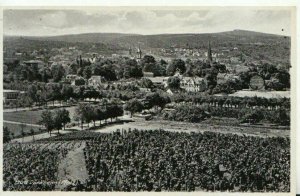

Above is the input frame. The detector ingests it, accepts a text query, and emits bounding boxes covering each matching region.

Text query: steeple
[207,41,212,63]
[137,45,142,59]
[129,46,132,56]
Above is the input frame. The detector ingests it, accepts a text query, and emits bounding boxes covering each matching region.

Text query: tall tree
[167,76,181,89]
[30,128,35,141]
[83,66,92,79]
[40,110,54,135]
[75,103,93,129]
[124,99,143,117]
[166,59,186,76]
[59,109,71,130]
[53,110,65,134]
[51,64,65,82]
[61,85,74,103]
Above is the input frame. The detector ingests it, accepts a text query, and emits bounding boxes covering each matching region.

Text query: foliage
[51,64,65,82]
[145,91,171,109]
[167,76,181,89]
[83,66,92,79]
[163,105,210,123]
[124,99,143,117]
[3,127,11,143]
[139,78,154,89]
[239,108,265,124]
[39,110,54,134]
[166,59,186,76]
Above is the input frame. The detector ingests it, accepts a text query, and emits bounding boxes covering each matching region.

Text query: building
[23,60,45,69]
[207,41,213,64]
[88,53,98,64]
[88,75,106,87]
[137,46,142,59]
[143,72,154,77]
[145,77,169,87]
[173,71,207,92]
[230,57,241,64]
[3,90,25,104]
[129,47,132,56]
[65,74,85,86]
[139,87,151,92]
[180,77,207,92]
[217,73,240,84]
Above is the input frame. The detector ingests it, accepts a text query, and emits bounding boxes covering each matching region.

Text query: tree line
[74,103,123,130]
[162,104,290,126]
[39,108,71,135]
[171,93,290,110]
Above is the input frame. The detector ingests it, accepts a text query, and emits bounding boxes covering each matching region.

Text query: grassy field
[3,106,77,124]
[3,122,42,138]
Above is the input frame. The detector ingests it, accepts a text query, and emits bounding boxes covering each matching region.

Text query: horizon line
[3,29,290,38]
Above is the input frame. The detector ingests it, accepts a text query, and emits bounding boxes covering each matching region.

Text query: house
[139,87,151,92]
[174,71,207,92]
[23,60,45,69]
[217,73,240,84]
[145,77,169,87]
[3,90,25,104]
[66,74,78,81]
[65,74,85,86]
[143,72,154,77]
[166,89,174,95]
[15,52,23,56]
[230,57,241,64]
[180,77,207,92]
[88,75,106,87]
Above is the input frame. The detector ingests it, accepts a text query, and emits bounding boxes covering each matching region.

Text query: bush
[162,105,210,123]
[268,108,290,126]
[239,108,265,124]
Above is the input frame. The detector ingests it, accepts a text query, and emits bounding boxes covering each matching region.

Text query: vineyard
[3,141,84,191]
[3,129,290,192]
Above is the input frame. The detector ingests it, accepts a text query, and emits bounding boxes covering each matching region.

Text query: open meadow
[3,122,41,138]
[3,106,77,124]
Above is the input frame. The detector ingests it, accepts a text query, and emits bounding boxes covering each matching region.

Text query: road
[4,120,43,127]
[3,103,64,113]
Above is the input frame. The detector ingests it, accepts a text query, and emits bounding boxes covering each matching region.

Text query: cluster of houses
[64,75,105,87]
[4,42,248,107]
[143,71,208,93]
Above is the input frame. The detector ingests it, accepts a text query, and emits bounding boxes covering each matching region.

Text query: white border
[0,0,299,195]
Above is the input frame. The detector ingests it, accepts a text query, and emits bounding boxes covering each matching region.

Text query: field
[3,106,77,124]
[3,129,290,191]
[229,90,290,98]
[3,122,42,138]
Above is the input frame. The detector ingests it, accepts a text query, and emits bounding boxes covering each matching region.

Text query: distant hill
[5,30,289,49]
[4,30,290,65]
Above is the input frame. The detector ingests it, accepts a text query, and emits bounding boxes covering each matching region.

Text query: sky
[3,8,292,36]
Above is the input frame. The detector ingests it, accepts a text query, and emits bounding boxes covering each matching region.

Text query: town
[3,11,291,192]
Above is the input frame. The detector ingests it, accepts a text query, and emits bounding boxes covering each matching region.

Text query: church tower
[137,45,142,59]
[129,46,132,56]
[207,41,213,64]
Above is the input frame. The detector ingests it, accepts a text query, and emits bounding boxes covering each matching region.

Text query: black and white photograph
[1,7,295,193]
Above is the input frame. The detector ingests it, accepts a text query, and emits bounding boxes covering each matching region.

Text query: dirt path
[55,142,88,190]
